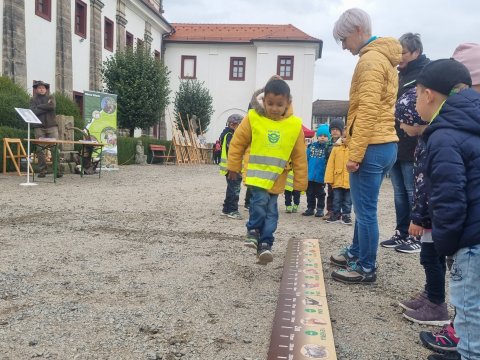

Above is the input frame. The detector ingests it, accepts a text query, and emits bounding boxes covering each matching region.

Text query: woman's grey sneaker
[257,243,273,264]
[330,247,358,268]
[380,230,407,248]
[395,237,421,253]
[403,300,450,326]
[331,262,376,284]
[398,290,428,311]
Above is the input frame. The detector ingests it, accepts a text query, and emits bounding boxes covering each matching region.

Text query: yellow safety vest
[246,109,302,189]
[285,169,294,192]
[219,130,233,175]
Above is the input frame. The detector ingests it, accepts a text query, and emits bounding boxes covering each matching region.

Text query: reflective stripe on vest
[285,169,294,192]
[219,131,232,175]
[246,109,302,189]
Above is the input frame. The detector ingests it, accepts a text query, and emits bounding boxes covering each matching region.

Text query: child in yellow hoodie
[324,128,352,225]
[227,79,308,264]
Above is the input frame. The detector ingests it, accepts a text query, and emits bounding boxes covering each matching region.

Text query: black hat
[329,118,345,133]
[416,59,472,96]
[32,80,50,89]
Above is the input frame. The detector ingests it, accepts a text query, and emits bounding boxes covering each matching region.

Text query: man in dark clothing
[29,80,62,178]
[219,114,243,219]
[381,33,429,252]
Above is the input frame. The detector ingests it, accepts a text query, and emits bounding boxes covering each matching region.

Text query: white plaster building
[1,0,172,122]
[163,24,323,142]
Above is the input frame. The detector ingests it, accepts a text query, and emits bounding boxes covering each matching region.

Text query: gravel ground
[0,165,447,359]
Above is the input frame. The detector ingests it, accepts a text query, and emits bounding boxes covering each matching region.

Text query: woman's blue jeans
[246,186,279,246]
[348,143,397,271]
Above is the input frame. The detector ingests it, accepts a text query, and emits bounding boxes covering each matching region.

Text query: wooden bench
[149,144,175,164]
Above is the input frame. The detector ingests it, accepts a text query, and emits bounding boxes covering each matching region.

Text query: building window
[75,0,87,38]
[277,56,294,80]
[35,0,51,21]
[229,57,246,81]
[154,50,161,61]
[104,17,114,52]
[73,92,84,118]
[181,56,196,79]
[126,32,134,48]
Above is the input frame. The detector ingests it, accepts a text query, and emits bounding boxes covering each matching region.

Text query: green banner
[84,91,118,168]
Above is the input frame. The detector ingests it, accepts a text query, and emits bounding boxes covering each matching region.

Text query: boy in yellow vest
[227,79,308,264]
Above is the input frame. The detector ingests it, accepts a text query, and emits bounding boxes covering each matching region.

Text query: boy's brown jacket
[227,89,308,194]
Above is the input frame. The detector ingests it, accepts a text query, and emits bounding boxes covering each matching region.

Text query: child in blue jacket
[302,124,330,217]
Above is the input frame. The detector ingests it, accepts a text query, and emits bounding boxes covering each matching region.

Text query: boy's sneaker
[302,208,315,216]
[326,213,341,223]
[380,230,407,248]
[395,237,421,253]
[331,262,376,284]
[330,247,358,268]
[427,352,461,360]
[341,214,352,225]
[227,211,243,220]
[322,211,332,220]
[403,300,450,326]
[314,209,324,218]
[292,204,299,213]
[398,290,428,311]
[244,229,259,249]
[420,323,459,353]
[257,243,273,264]
[220,210,229,216]
[286,205,293,213]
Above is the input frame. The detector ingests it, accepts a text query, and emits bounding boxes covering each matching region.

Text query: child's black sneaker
[326,213,341,223]
[341,214,352,225]
[395,237,421,253]
[302,208,315,216]
[314,209,324,217]
[257,243,273,264]
[427,351,461,360]
[380,230,407,248]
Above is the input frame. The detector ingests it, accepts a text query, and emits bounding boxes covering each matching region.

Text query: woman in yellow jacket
[324,135,352,225]
[329,8,401,284]
[227,79,307,264]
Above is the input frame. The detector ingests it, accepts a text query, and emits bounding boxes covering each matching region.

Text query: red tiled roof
[165,23,321,44]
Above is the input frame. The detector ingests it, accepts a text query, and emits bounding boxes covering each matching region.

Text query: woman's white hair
[333,8,372,42]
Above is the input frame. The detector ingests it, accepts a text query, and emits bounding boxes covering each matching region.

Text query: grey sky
[163,0,479,101]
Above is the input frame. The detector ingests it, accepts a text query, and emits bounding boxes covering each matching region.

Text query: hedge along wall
[117,136,172,165]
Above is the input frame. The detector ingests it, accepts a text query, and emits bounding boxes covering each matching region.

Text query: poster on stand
[83,91,118,169]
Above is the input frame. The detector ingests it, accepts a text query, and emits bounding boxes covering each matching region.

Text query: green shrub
[117,136,172,165]
[0,77,30,129]
[0,126,29,172]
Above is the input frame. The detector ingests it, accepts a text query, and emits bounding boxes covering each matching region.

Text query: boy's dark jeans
[421,241,446,304]
[306,181,325,211]
[244,186,252,207]
[332,188,351,214]
[223,174,242,213]
[284,189,300,206]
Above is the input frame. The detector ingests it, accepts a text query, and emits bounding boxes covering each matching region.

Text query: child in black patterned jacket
[395,87,450,327]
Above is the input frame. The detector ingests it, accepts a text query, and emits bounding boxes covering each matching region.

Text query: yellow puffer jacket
[324,140,350,189]
[346,37,402,163]
[227,104,308,195]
